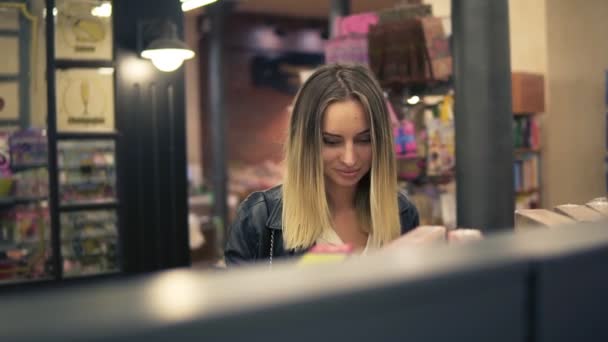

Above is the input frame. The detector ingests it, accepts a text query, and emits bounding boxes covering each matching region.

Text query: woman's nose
[340,142,357,166]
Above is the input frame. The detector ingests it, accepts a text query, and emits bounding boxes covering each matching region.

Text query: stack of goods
[58,140,116,204]
[0,205,50,280]
[514,154,540,208]
[325,12,378,66]
[0,129,51,283]
[392,94,455,182]
[60,210,118,277]
[369,3,452,85]
[515,197,608,230]
[513,116,541,150]
[9,129,49,199]
[513,114,541,209]
[325,2,452,86]
[390,94,456,228]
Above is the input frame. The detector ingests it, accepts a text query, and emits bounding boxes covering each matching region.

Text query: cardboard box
[515,209,575,230]
[586,198,608,217]
[554,204,606,223]
[512,72,545,113]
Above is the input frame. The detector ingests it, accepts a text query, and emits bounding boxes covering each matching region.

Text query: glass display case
[0,0,120,285]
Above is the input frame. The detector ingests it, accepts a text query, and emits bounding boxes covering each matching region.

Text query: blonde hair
[282,64,400,250]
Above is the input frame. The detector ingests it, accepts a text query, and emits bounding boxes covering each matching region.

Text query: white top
[316,228,372,255]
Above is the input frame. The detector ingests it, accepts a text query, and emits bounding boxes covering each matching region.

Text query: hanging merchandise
[324,35,370,66]
[388,97,417,159]
[394,120,417,158]
[325,12,378,66]
[425,95,455,177]
[378,3,432,24]
[369,20,430,85]
[420,16,452,81]
[334,12,379,36]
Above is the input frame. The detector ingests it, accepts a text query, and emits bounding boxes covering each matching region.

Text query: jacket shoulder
[224,190,272,265]
[397,190,420,234]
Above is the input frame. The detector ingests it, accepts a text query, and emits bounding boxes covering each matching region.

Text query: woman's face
[321,99,373,188]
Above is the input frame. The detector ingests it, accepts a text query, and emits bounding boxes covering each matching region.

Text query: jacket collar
[265,189,411,230]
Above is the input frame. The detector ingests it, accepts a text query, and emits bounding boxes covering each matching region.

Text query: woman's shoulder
[397,189,415,213]
[397,189,420,233]
[238,185,282,212]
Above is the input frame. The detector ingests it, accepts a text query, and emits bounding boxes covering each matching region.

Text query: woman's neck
[325,181,357,211]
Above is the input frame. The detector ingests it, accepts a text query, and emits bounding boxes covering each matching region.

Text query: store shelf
[60,179,114,186]
[54,59,115,69]
[513,112,543,117]
[396,154,419,160]
[514,148,541,154]
[57,132,119,140]
[62,233,117,241]
[59,164,115,171]
[0,239,46,251]
[63,268,120,279]
[0,75,19,82]
[0,196,48,207]
[516,188,540,196]
[59,200,119,212]
[11,162,48,172]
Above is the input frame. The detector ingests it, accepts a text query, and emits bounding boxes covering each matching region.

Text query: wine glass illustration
[80,80,90,115]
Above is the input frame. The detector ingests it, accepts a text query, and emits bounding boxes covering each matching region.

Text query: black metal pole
[452,0,515,232]
[208,2,228,245]
[329,0,350,38]
[45,0,63,279]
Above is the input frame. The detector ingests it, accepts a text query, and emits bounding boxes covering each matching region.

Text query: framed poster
[0,37,19,75]
[0,7,19,30]
[0,82,20,120]
[55,0,113,60]
[56,68,114,132]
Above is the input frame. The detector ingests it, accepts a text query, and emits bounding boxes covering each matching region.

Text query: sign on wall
[55,0,113,60]
[56,68,114,132]
[0,82,20,120]
[0,37,19,75]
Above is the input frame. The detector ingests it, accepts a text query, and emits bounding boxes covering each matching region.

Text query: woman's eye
[323,138,340,145]
[357,136,371,143]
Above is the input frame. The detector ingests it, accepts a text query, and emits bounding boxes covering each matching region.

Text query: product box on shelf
[58,140,116,204]
[512,72,545,114]
[60,210,118,277]
[9,129,47,167]
[554,204,605,223]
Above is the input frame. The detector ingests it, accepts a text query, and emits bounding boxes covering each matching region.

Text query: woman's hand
[384,226,483,250]
[447,229,483,244]
[384,226,447,250]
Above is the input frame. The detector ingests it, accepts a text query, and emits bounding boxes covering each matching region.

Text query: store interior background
[186,0,606,206]
[184,0,607,264]
[0,0,605,281]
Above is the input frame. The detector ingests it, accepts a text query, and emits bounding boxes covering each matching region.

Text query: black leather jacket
[224,186,420,265]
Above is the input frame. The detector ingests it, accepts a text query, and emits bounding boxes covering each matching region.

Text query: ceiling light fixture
[140,21,195,72]
[91,2,111,17]
[181,0,218,12]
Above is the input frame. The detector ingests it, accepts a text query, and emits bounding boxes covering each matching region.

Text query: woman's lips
[336,169,359,178]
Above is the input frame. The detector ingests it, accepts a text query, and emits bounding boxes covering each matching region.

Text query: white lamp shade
[181,0,218,12]
[141,48,195,72]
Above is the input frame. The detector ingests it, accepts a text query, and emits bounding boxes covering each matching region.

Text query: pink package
[335,12,379,36]
[394,121,417,157]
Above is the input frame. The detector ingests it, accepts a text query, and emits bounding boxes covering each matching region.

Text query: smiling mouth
[337,169,359,175]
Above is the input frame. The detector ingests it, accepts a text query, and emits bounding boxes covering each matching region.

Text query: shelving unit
[512,72,544,209]
[0,0,122,286]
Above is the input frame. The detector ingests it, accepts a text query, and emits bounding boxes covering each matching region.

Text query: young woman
[225,64,420,265]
